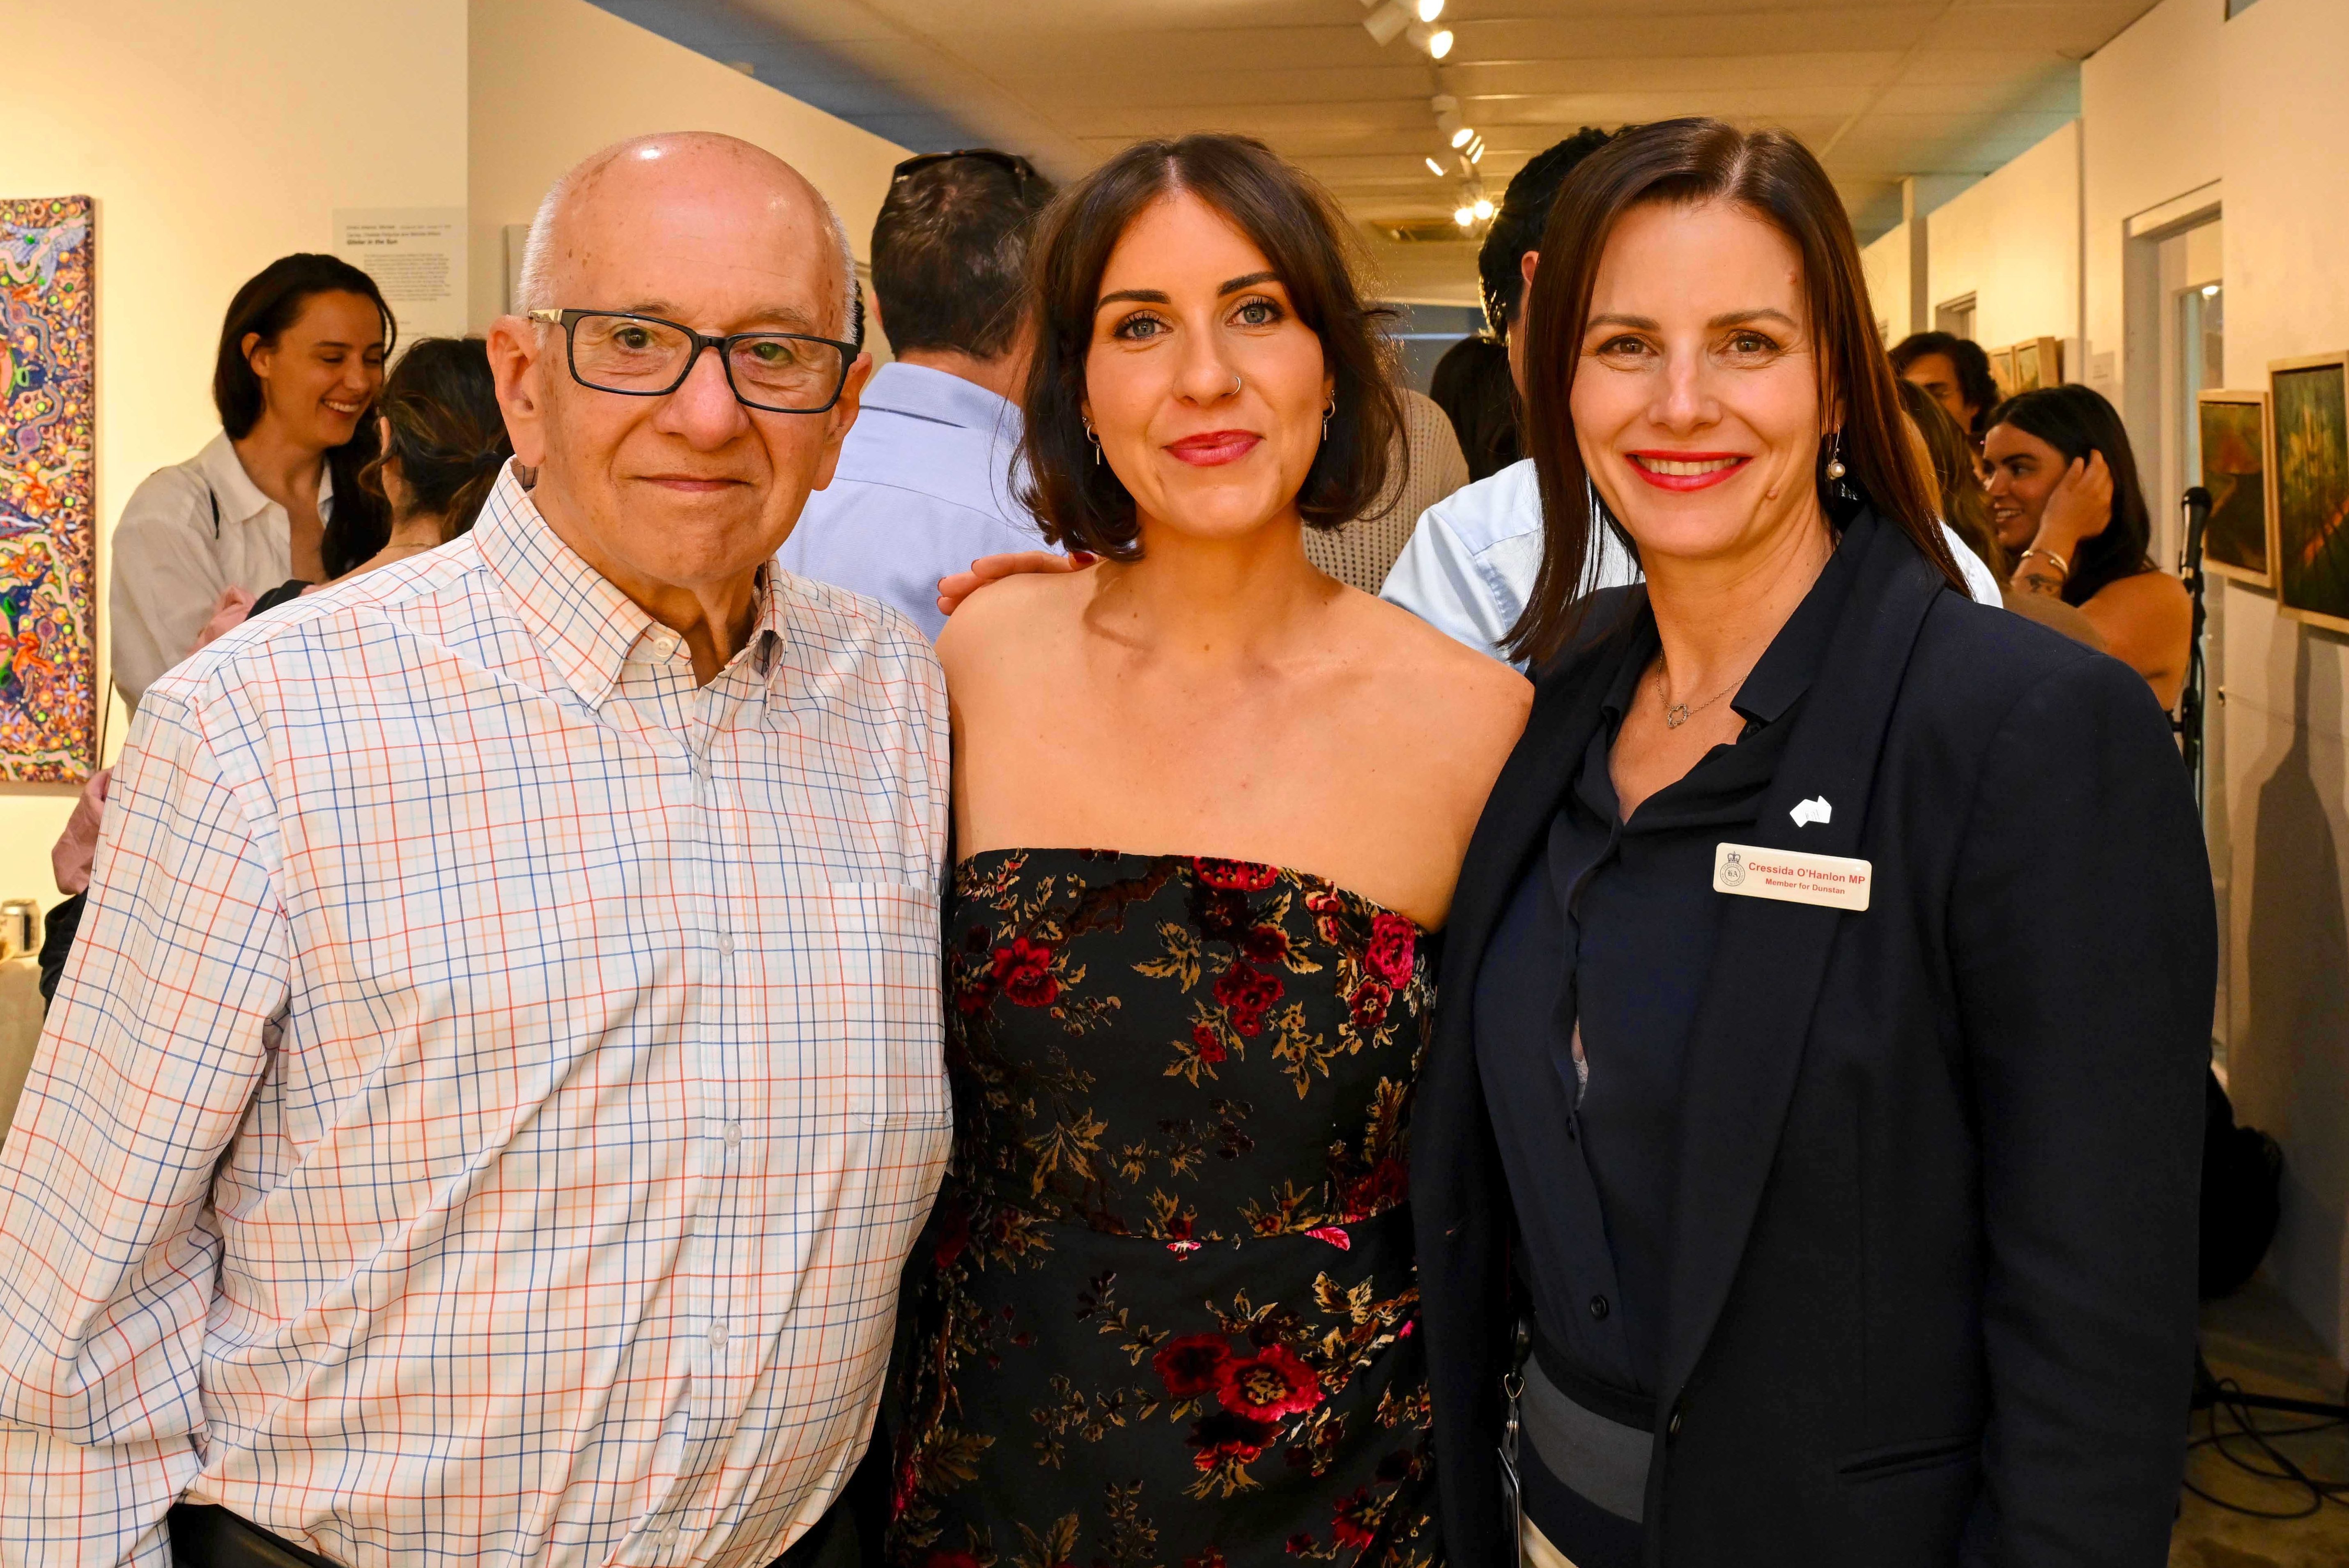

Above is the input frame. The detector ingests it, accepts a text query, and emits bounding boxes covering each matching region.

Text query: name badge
[1713,842,1872,912]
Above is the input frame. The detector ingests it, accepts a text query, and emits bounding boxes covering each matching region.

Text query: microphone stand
[2179,485,2211,811]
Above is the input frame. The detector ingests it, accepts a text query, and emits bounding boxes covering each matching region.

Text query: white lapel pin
[1790,796,1832,828]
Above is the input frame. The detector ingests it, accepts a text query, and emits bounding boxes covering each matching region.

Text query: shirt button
[717,932,735,960]
[650,635,676,659]
[723,1120,742,1150]
[1588,1294,1610,1322]
[707,1319,728,1347]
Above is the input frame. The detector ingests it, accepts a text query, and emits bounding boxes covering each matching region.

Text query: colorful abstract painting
[0,195,96,782]
[2197,391,2271,587]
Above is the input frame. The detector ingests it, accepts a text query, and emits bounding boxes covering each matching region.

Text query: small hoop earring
[1322,398,1335,440]
[1824,430,1847,482]
[1084,417,1101,466]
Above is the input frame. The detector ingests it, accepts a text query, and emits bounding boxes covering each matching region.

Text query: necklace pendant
[1664,703,1691,729]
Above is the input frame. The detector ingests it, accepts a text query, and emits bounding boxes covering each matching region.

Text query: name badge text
[1713,842,1872,912]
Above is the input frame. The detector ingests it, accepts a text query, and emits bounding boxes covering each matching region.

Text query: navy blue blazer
[1414,513,2214,1566]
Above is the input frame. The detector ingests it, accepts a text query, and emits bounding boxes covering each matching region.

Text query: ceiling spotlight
[1473,196,1496,221]
[1431,94,1462,137]
[1361,0,1411,46]
[1425,156,1448,177]
[1450,124,1476,149]
[2201,283,2220,298]
[1417,0,1444,20]
[1466,135,1486,163]
[1454,205,1476,228]
[1409,21,1455,57]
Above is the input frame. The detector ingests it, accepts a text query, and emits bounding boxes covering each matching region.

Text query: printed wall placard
[0,195,97,782]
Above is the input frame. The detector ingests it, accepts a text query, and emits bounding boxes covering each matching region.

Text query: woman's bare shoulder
[1334,586,1532,759]
[935,564,1097,681]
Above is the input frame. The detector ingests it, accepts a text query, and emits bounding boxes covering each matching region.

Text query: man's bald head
[487,129,876,667]
[516,132,859,345]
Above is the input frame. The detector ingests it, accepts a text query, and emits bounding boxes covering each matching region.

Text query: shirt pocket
[769,878,949,1132]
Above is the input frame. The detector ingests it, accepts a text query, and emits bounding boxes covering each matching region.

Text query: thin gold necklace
[1655,654,1759,729]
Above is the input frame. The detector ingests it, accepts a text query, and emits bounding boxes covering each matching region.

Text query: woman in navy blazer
[1413,120,2213,1566]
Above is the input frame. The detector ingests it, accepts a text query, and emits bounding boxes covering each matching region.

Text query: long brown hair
[1017,133,1400,559]
[358,337,512,537]
[1897,377,2002,577]
[1510,117,1965,666]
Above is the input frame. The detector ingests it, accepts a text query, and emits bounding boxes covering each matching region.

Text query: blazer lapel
[1443,589,1646,977]
[1655,520,1949,1412]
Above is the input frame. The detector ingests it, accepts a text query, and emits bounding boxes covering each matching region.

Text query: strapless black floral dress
[887,849,1441,1568]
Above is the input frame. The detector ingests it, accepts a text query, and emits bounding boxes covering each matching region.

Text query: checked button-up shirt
[0,466,951,1568]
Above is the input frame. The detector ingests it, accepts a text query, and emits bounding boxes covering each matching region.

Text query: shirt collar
[1729,510,1869,728]
[859,361,1021,439]
[1592,509,1869,733]
[197,430,334,523]
[471,461,782,710]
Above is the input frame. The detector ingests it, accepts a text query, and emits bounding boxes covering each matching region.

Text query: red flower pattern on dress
[1329,1486,1381,1548]
[1349,980,1391,1033]
[1341,1158,1409,1219]
[1193,857,1279,891]
[1216,1342,1324,1420]
[1191,1021,1228,1064]
[1154,1332,1233,1397]
[990,936,1060,1008]
[1188,1409,1283,1469]
[1363,913,1418,989]
[1240,923,1291,965]
[923,1553,986,1568]
[1214,963,1284,1037]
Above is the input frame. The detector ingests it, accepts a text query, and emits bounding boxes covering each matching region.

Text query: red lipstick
[1165,430,1262,467]
[1626,450,1750,492]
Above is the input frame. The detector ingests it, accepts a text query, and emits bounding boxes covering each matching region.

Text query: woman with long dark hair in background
[108,253,391,708]
[1984,382,2192,708]
[1414,117,2211,1567]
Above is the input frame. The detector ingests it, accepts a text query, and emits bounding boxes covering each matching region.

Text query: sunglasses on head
[892,148,1043,190]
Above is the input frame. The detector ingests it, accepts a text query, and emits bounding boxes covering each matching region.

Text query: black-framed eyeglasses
[891,148,1043,193]
[526,308,858,414]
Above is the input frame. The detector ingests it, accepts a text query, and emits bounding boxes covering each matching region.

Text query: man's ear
[810,352,876,493]
[487,314,549,467]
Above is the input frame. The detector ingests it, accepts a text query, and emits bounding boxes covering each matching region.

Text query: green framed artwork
[2269,353,2349,633]
[2197,388,2272,588]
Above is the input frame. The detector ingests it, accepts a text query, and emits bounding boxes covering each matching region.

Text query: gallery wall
[0,0,470,913]
[467,0,911,332]
[1924,120,2081,363]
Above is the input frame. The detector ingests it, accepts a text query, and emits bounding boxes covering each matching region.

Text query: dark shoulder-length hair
[1019,133,1401,558]
[1511,117,1965,666]
[1985,383,2155,606]
[213,253,394,577]
[358,337,512,537]
[1898,377,2002,577]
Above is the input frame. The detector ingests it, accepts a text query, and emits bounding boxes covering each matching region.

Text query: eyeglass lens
[568,313,845,410]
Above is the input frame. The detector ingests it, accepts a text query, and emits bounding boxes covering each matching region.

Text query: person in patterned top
[886,133,1529,1567]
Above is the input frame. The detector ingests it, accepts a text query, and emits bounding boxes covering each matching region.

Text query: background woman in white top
[109,253,391,708]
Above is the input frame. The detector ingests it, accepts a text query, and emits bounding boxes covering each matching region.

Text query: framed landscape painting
[2010,335,2063,393]
[0,195,97,782]
[2268,352,2349,634]
[1989,346,2017,400]
[2197,388,2273,587]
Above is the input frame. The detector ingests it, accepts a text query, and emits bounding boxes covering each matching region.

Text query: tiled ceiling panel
[597,0,2161,303]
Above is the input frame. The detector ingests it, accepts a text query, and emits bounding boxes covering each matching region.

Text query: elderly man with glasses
[0,133,944,1568]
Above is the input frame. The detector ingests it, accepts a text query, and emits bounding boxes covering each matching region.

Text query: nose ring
[1230,372,1243,396]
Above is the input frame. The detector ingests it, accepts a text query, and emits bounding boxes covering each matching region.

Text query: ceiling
[599,0,2162,306]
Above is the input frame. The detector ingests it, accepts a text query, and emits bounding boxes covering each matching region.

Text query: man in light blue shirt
[782,149,1055,639]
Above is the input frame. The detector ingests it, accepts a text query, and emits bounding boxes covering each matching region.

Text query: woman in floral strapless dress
[890,850,1438,1567]
[889,134,1528,1568]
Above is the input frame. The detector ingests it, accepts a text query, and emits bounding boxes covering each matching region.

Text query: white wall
[2190,0,2349,1364]
[1924,120,2080,359]
[1860,223,1913,346]
[467,0,910,329]
[0,0,469,917]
